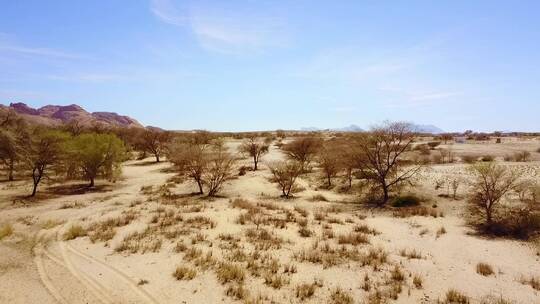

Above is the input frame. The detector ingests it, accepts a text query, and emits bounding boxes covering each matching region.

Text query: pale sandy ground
[0,138,539,304]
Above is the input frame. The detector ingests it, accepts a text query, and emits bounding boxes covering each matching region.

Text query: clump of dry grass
[173,266,196,280]
[63,224,86,240]
[337,232,369,245]
[476,263,494,276]
[353,224,379,235]
[263,273,289,289]
[436,226,447,238]
[298,227,313,238]
[0,223,13,240]
[114,228,162,254]
[183,247,203,261]
[329,287,353,304]
[174,241,187,253]
[230,198,255,210]
[294,206,309,217]
[413,274,423,288]
[216,262,245,284]
[399,248,423,259]
[441,289,470,304]
[519,276,540,290]
[283,263,297,274]
[184,215,216,229]
[295,282,318,300]
[41,219,65,229]
[245,228,283,250]
[393,206,442,218]
[225,283,249,300]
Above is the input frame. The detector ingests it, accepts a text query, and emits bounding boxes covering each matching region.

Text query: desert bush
[481,154,494,162]
[337,232,369,245]
[414,144,431,155]
[0,129,19,181]
[427,141,441,149]
[204,147,237,196]
[282,137,322,171]
[476,263,494,276]
[173,266,196,280]
[0,223,13,240]
[63,224,87,240]
[268,160,303,198]
[298,227,313,238]
[238,136,269,171]
[467,163,522,227]
[513,151,531,162]
[390,194,421,207]
[461,154,477,164]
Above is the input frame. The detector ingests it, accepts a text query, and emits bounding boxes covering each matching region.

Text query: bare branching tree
[141,129,171,162]
[204,146,237,196]
[268,160,303,198]
[316,141,342,187]
[468,163,522,226]
[238,136,269,170]
[0,130,19,181]
[354,121,421,205]
[282,137,322,171]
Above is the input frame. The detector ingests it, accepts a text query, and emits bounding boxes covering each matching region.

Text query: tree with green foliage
[0,130,19,181]
[65,133,126,187]
[20,129,68,197]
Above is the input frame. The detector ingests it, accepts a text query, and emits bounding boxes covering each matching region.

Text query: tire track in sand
[33,245,70,304]
[64,242,159,304]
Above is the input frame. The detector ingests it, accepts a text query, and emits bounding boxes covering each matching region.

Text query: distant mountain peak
[3,102,143,128]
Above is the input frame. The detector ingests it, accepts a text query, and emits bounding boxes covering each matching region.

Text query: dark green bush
[391,195,422,207]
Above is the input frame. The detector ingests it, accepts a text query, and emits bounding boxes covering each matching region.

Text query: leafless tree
[204,146,237,196]
[468,163,522,226]
[238,136,269,170]
[316,141,342,187]
[268,160,303,198]
[167,140,208,194]
[141,129,171,162]
[354,121,421,205]
[282,136,322,171]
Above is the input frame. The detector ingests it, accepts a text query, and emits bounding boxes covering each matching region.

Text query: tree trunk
[8,159,14,181]
[89,177,95,187]
[253,156,258,170]
[155,154,160,163]
[31,181,38,197]
[196,179,204,194]
[380,184,389,206]
[327,175,332,187]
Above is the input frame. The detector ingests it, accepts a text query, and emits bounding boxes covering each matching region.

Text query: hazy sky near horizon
[0,1,539,132]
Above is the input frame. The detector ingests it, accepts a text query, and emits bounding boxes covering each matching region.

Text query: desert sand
[1,138,539,304]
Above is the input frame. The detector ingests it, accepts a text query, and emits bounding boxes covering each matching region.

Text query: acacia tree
[141,129,171,162]
[238,136,269,170]
[20,129,68,197]
[167,139,235,196]
[0,130,19,181]
[316,142,342,187]
[468,163,522,226]
[282,137,322,171]
[204,146,237,196]
[354,122,421,205]
[66,133,126,187]
[268,160,303,198]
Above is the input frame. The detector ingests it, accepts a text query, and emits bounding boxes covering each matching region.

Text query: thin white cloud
[0,45,84,60]
[150,0,288,54]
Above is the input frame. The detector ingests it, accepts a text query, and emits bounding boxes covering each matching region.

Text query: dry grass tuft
[216,262,245,284]
[476,263,494,276]
[353,224,379,235]
[337,232,369,245]
[519,276,540,290]
[173,266,196,280]
[263,273,288,289]
[399,248,423,259]
[329,287,353,304]
[436,226,447,238]
[41,219,65,229]
[0,223,13,240]
[295,282,317,300]
[413,274,423,288]
[63,224,86,240]
[298,227,313,238]
[226,283,249,300]
[441,289,470,304]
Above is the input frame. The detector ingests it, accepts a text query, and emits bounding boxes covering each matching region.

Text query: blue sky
[0,1,539,132]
